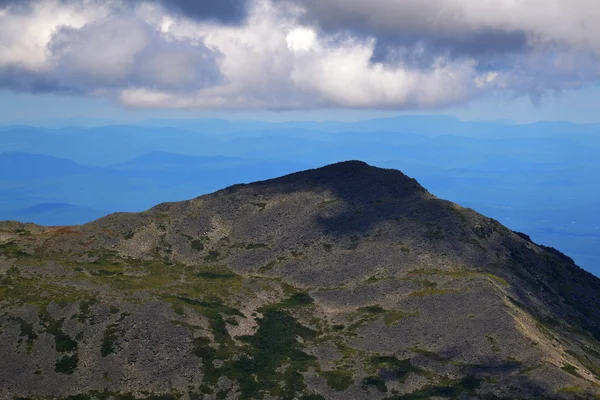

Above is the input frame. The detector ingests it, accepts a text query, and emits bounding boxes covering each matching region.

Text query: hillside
[1,161,600,399]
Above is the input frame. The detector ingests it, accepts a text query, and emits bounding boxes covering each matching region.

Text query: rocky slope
[1,161,600,400]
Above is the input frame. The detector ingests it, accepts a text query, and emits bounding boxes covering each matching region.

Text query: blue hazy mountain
[0,117,598,274]
[2,203,108,226]
[0,150,314,225]
[0,152,103,179]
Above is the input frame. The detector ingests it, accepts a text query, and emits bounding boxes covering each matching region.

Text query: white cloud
[0,0,599,109]
[286,27,316,52]
[0,0,113,70]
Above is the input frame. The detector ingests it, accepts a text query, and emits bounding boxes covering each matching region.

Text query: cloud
[49,15,221,92]
[149,0,249,24]
[0,0,599,110]
[291,0,600,51]
[0,0,250,23]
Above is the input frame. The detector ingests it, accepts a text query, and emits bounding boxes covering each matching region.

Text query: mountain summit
[1,161,599,399]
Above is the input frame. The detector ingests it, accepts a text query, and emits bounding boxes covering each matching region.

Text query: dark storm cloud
[0,66,79,93]
[370,29,529,66]
[0,0,250,23]
[289,0,530,62]
[150,0,249,24]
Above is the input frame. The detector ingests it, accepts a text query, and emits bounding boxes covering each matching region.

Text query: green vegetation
[425,227,444,241]
[11,316,37,354]
[279,292,314,308]
[204,250,220,262]
[345,305,417,334]
[0,240,32,258]
[408,268,508,286]
[362,375,387,392]
[24,391,183,400]
[77,298,99,322]
[40,313,80,374]
[55,354,78,374]
[252,202,267,211]
[188,291,322,399]
[245,243,270,250]
[561,363,583,378]
[486,335,500,353]
[101,323,122,357]
[558,386,583,393]
[195,266,236,280]
[472,224,491,240]
[409,280,459,297]
[384,311,418,327]
[368,356,423,383]
[386,375,483,399]
[190,240,205,251]
[320,370,353,391]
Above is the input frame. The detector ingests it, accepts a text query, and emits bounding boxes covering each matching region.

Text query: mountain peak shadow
[222,160,432,235]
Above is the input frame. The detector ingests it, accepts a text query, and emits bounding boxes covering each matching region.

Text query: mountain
[1,161,600,399]
[5,203,108,226]
[0,152,101,180]
[0,151,314,225]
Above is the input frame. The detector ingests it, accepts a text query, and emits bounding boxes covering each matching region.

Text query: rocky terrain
[1,161,600,399]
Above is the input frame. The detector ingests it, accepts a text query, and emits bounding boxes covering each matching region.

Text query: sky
[1,0,600,123]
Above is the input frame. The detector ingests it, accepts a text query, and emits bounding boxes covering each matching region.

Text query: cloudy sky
[1,0,600,122]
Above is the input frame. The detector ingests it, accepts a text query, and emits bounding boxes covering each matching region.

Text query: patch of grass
[362,376,387,392]
[387,375,482,399]
[409,280,460,297]
[368,356,424,383]
[561,363,583,378]
[299,395,326,400]
[409,289,458,297]
[195,267,236,280]
[101,324,122,357]
[190,240,205,251]
[204,251,220,262]
[318,199,340,208]
[77,298,99,322]
[0,266,92,310]
[503,357,522,365]
[12,317,37,353]
[189,293,320,399]
[231,308,318,398]
[409,348,450,363]
[279,292,314,308]
[252,202,267,211]
[409,268,508,286]
[40,314,78,354]
[245,243,270,250]
[486,336,500,353]
[322,243,333,252]
[365,275,397,284]
[425,227,444,241]
[346,305,417,334]
[566,349,600,378]
[0,240,31,258]
[383,311,417,327]
[558,386,583,393]
[320,370,353,391]
[473,224,490,240]
[55,353,78,374]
